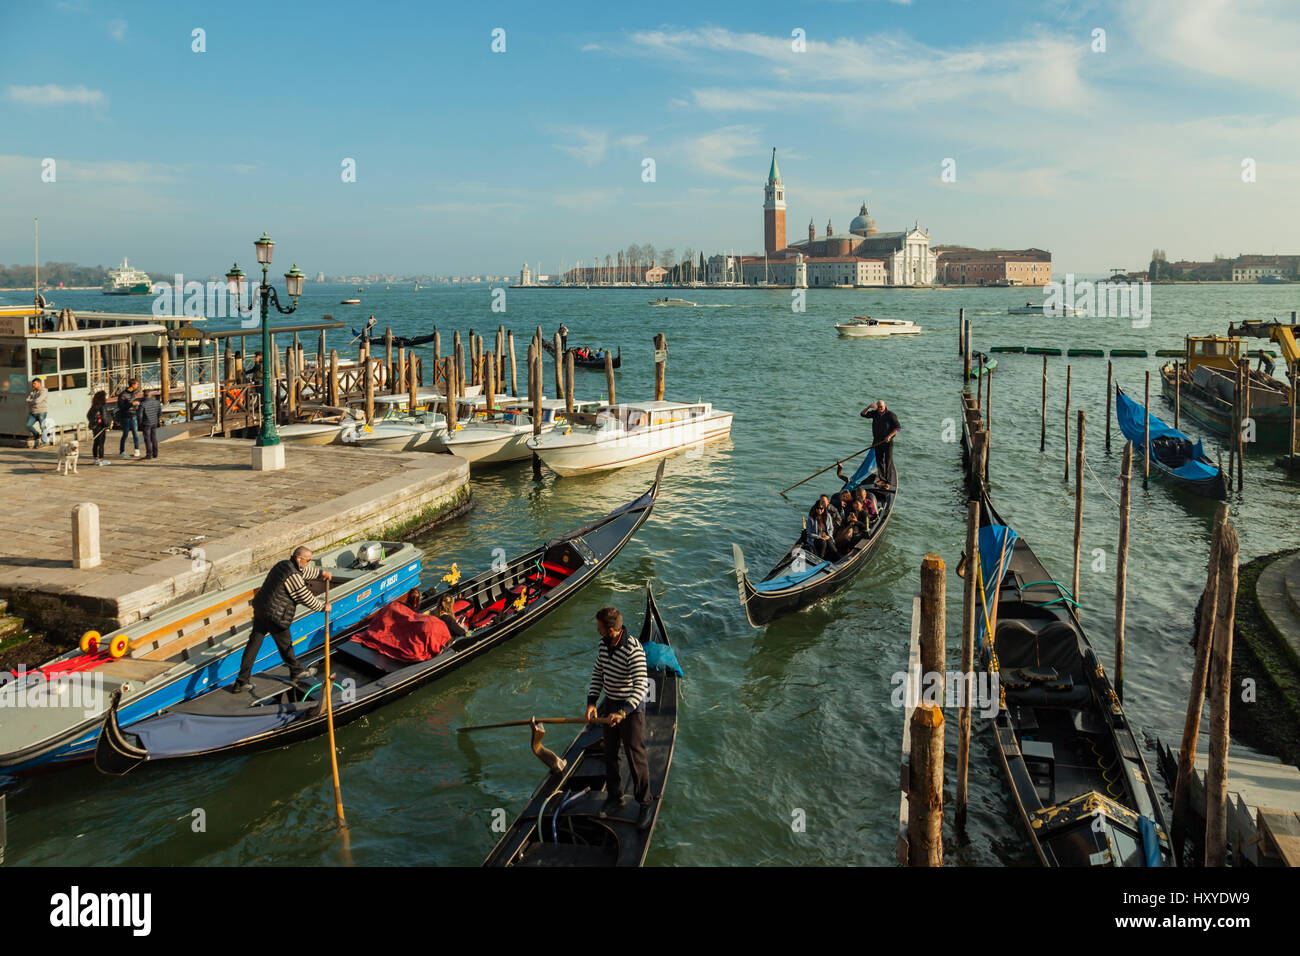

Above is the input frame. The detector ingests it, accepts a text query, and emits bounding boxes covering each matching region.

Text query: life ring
[109,634,130,659]
[80,630,101,654]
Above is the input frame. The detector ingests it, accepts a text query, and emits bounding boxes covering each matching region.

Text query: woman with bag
[87,391,111,466]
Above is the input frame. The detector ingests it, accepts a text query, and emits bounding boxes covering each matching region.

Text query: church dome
[849,202,877,236]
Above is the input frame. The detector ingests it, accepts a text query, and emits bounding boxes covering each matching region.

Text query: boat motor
[353,542,384,569]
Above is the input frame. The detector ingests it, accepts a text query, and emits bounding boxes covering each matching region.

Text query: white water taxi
[648,297,698,307]
[1008,301,1085,317]
[526,400,733,476]
[443,397,601,465]
[834,317,921,338]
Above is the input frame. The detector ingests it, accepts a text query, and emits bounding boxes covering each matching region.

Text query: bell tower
[763,148,786,256]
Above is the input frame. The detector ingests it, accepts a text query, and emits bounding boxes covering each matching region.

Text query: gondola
[482,584,678,866]
[351,328,439,349]
[1115,385,1227,499]
[542,339,621,369]
[732,448,895,627]
[94,463,664,774]
[973,490,1175,866]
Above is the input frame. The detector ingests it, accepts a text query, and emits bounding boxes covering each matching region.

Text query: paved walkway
[1256,551,1300,671]
[0,436,469,634]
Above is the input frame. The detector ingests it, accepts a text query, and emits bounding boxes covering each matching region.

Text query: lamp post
[228,233,305,471]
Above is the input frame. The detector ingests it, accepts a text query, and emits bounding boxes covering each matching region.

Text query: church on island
[741,149,939,288]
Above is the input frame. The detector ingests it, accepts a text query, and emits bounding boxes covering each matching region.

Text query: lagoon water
[2,280,1297,865]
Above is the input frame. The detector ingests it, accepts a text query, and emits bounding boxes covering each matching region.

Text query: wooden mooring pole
[963,315,972,381]
[1174,362,1182,431]
[508,330,518,397]
[956,498,980,829]
[605,349,616,405]
[1172,503,1227,858]
[553,332,564,398]
[1105,359,1113,452]
[1290,359,1297,470]
[531,345,544,480]
[1237,356,1249,492]
[564,350,575,415]
[1206,519,1240,867]
[1115,441,1132,702]
[1071,409,1085,614]
[957,307,965,356]
[908,553,946,867]
[1064,364,1072,481]
[1040,354,1047,452]
[1143,370,1151,479]
[654,333,667,401]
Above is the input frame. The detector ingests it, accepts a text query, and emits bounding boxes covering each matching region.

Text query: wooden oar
[459,716,612,732]
[320,581,350,853]
[779,440,886,498]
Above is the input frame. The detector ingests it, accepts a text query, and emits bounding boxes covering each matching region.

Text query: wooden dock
[0,439,470,638]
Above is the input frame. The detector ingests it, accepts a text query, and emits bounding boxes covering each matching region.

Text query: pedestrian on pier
[231,545,333,693]
[585,605,655,830]
[860,399,900,488]
[25,377,48,444]
[117,379,142,458]
[137,390,162,460]
[86,391,111,465]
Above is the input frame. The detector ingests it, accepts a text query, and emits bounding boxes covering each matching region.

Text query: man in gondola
[860,399,900,488]
[230,545,332,693]
[584,606,655,830]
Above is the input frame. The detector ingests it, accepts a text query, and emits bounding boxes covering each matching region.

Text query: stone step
[1256,554,1300,672]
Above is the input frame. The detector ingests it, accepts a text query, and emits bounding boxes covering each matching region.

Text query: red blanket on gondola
[350,602,451,663]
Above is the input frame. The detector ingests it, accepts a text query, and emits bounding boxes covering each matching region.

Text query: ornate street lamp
[229,233,305,469]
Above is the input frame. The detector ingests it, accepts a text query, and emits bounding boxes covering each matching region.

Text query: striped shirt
[587,629,649,713]
[285,563,326,613]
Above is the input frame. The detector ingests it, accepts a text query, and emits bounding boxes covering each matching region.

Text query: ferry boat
[834,317,921,338]
[102,257,153,295]
[443,397,601,465]
[0,540,423,773]
[527,399,733,476]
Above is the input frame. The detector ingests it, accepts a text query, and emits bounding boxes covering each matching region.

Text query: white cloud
[553,128,647,166]
[108,18,127,42]
[6,84,107,107]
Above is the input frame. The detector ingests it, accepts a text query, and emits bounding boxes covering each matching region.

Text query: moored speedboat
[527,400,733,476]
[1008,301,1084,317]
[0,541,422,774]
[443,397,601,465]
[834,317,921,338]
[648,298,698,307]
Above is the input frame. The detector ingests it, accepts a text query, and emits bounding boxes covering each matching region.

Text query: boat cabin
[1182,335,1242,376]
[588,400,712,431]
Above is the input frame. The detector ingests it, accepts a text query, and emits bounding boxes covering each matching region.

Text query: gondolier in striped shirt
[585,605,655,830]
[230,546,332,693]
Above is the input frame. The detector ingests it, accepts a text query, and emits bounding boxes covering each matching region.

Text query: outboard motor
[353,542,384,569]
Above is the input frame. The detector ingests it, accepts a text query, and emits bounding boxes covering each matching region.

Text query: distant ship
[1258,274,1288,284]
[102,257,153,295]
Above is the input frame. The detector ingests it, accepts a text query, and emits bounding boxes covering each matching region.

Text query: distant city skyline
[3,0,1300,278]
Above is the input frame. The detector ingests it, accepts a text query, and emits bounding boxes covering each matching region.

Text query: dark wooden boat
[1116,385,1227,499]
[732,448,895,626]
[482,584,677,866]
[352,328,439,349]
[974,491,1175,866]
[94,463,664,774]
[542,339,621,369]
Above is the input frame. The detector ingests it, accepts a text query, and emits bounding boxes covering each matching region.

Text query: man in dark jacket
[861,399,900,488]
[117,380,141,458]
[231,546,333,692]
[137,390,163,460]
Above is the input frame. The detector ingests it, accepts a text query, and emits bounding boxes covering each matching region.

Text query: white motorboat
[1008,301,1084,317]
[648,297,698,307]
[834,317,921,338]
[527,399,734,476]
[442,397,600,465]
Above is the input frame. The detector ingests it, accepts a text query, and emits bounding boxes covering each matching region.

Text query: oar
[459,716,612,732]
[320,581,350,855]
[779,439,886,498]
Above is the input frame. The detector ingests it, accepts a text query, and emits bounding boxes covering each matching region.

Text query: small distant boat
[1008,301,1084,317]
[1258,275,1288,284]
[340,298,361,305]
[648,298,697,307]
[352,327,438,348]
[528,400,733,476]
[1116,386,1227,498]
[542,339,621,369]
[102,257,152,295]
[483,584,677,867]
[834,317,921,338]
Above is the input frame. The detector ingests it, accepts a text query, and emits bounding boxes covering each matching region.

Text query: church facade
[741,150,939,287]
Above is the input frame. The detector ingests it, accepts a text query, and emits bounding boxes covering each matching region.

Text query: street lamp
[229,232,305,470]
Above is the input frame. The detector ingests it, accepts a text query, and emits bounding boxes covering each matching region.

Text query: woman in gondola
[803,500,840,561]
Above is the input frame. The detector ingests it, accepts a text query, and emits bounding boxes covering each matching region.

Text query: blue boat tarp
[1115,389,1220,483]
[132,710,300,757]
[841,449,877,491]
[977,524,1018,648]
[754,558,831,592]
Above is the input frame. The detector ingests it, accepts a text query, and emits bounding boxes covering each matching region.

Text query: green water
[3,282,1297,866]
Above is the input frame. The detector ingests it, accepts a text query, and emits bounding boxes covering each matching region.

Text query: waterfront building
[934,246,1053,286]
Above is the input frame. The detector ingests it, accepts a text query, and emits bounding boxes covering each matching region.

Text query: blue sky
[3,0,1299,276]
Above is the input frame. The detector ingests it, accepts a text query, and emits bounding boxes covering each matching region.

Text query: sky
[2,0,1300,277]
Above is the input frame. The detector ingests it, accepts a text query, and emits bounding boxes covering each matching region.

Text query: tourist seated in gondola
[853,486,878,520]
[351,588,456,664]
[834,499,870,551]
[437,593,470,638]
[803,500,841,562]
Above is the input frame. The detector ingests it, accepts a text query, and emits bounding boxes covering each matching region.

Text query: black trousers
[876,441,894,483]
[599,699,650,803]
[92,431,106,460]
[237,615,299,682]
[142,425,158,458]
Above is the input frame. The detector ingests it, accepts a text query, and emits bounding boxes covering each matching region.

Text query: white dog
[56,438,80,475]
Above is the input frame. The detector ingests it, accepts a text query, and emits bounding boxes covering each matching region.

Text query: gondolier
[231,546,332,693]
[861,400,900,487]
[585,605,655,829]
